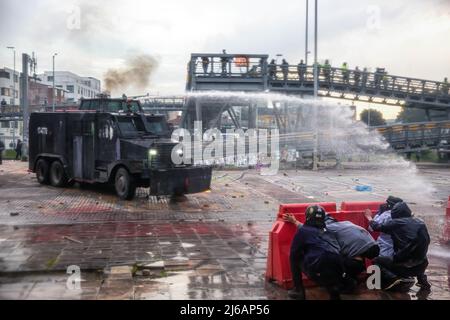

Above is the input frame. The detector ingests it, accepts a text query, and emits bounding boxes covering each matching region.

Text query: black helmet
[391,202,412,219]
[386,196,403,209]
[305,205,326,229]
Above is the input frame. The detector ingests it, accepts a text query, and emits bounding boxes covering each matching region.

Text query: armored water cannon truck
[28,108,212,200]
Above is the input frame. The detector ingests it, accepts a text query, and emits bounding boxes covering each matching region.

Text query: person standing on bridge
[382,72,389,90]
[297,60,306,83]
[220,50,230,76]
[281,59,289,82]
[361,67,368,88]
[269,59,277,80]
[201,56,210,75]
[323,59,331,83]
[354,66,361,87]
[442,77,449,95]
[342,62,350,85]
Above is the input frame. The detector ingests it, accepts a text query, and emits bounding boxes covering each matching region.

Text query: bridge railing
[189,53,269,80]
[188,54,449,99]
[268,65,449,98]
[374,120,450,149]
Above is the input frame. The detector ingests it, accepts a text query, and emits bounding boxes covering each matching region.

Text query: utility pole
[6,46,16,106]
[7,46,16,149]
[312,0,319,171]
[21,53,30,157]
[52,53,57,112]
[305,0,309,66]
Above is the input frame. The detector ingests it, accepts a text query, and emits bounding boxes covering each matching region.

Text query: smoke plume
[104,54,158,94]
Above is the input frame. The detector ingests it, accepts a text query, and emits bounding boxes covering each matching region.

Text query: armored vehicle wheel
[36,159,50,185]
[50,160,68,187]
[114,167,136,200]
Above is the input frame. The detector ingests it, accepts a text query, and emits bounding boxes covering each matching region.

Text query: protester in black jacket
[0,140,4,165]
[284,205,346,300]
[15,139,22,160]
[365,202,431,291]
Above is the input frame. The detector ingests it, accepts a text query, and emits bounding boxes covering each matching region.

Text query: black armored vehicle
[28,105,212,200]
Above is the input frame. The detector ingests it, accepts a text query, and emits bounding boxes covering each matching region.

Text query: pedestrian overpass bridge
[186,53,450,121]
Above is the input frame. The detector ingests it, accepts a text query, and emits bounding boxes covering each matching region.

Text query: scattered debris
[355,185,372,192]
[143,261,165,269]
[142,269,151,276]
[63,236,83,244]
[46,257,59,269]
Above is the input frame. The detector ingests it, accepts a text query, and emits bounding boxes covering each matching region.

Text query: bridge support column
[195,99,202,123]
[248,104,257,129]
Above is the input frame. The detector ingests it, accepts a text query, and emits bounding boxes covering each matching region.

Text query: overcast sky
[0,0,449,116]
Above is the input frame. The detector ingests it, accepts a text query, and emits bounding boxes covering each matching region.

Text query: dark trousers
[290,246,345,299]
[0,151,2,164]
[15,150,22,160]
[374,256,428,285]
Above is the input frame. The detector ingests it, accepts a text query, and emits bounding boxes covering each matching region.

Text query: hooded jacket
[325,216,377,258]
[369,202,430,263]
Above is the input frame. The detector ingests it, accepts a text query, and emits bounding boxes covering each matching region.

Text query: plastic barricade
[266,200,383,289]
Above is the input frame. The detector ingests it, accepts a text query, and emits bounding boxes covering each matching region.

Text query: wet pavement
[0,160,450,300]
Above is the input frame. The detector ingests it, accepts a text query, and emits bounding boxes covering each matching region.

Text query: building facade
[37,71,101,103]
[0,67,20,106]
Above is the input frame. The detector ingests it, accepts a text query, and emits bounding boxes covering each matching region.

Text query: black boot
[416,274,431,291]
[288,287,306,300]
[326,286,341,300]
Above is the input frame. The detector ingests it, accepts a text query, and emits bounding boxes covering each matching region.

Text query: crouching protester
[283,205,346,300]
[370,195,403,258]
[365,202,431,291]
[325,215,380,292]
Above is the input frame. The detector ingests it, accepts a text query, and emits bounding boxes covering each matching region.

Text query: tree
[360,109,386,126]
[396,107,427,123]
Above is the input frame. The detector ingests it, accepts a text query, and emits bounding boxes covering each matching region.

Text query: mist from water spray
[185,90,437,205]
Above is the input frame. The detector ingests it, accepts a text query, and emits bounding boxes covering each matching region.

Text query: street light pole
[305,0,309,66]
[312,0,319,170]
[52,53,57,112]
[7,46,16,149]
[313,0,318,99]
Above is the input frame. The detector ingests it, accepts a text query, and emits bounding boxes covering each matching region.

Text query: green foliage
[3,149,17,159]
[360,109,386,126]
[396,107,427,123]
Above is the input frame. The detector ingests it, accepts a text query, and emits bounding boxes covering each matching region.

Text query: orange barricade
[443,196,450,243]
[339,201,384,236]
[267,202,337,289]
[447,196,450,217]
[266,200,384,289]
